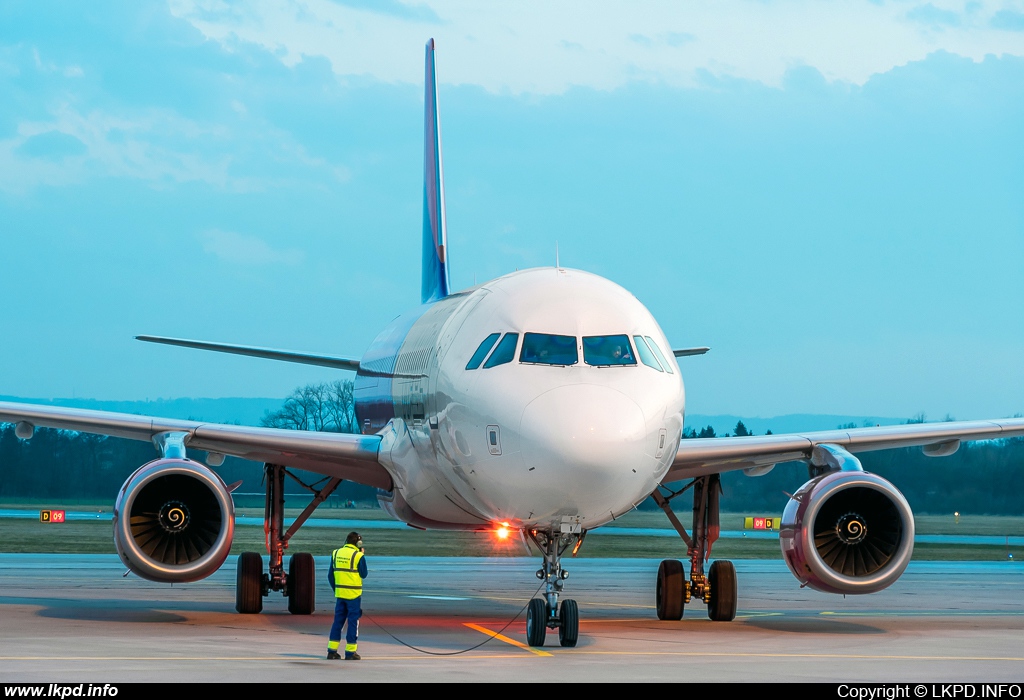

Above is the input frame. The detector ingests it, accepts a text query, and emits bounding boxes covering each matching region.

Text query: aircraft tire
[236,552,264,614]
[526,598,547,647]
[558,599,579,647]
[287,552,316,615]
[707,559,737,622]
[656,559,685,620]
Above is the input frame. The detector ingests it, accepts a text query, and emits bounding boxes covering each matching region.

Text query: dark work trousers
[328,596,362,657]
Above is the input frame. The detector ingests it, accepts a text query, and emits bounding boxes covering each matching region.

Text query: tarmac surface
[0,554,1022,682]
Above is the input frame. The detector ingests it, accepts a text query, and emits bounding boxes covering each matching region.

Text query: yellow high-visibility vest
[332,544,364,600]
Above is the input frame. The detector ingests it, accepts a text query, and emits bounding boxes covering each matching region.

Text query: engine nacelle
[114,458,235,583]
[780,470,914,594]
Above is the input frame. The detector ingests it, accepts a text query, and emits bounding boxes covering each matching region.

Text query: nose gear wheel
[526,598,547,647]
[558,599,579,647]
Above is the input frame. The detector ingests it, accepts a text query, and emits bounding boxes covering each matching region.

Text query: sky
[0,0,1022,420]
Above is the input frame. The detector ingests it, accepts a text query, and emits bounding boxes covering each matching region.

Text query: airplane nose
[519,384,647,501]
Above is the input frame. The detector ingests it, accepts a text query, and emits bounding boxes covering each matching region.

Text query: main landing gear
[652,474,738,622]
[524,529,584,647]
[235,463,342,615]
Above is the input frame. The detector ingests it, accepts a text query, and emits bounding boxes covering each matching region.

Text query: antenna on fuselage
[555,242,560,269]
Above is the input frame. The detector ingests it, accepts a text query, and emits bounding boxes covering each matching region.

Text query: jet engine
[113,458,235,583]
[779,470,914,594]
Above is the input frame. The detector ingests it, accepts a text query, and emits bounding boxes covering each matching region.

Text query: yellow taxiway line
[463,623,553,657]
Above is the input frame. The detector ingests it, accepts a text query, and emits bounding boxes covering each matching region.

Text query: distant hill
[0,396,285,427]
[1,397,908,436]
[686,413,905,436]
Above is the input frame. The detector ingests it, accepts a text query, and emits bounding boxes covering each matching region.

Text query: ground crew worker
[327,531,368,660]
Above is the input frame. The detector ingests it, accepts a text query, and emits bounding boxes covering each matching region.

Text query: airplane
[2,38,1023,649]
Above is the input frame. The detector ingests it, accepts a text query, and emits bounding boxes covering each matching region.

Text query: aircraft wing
[667,417,1024,481]
[135,335,362,372]
[0,401,390,490]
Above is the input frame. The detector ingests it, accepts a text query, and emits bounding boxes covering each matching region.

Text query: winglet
[673,347,711,357]
[422,38,451,304]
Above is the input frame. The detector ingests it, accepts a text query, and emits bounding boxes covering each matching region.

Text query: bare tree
[325,380,358,433]
[261,380,358,433]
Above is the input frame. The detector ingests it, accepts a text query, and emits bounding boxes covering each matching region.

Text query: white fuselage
[369,267,685,532]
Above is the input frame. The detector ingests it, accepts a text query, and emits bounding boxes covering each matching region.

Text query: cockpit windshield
[520,333,578,366]
[466,332,501,370]
[469,332,661,371]
[633,335,664,372]
[644,336,674,374]
[582,335,636,366]
[482,333,519,368]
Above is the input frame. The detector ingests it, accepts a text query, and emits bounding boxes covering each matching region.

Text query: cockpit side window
[520,333,578,366]
[466,332,501,370]
[483,333,520,368]
[644,336,674,374]
[633,335,664,372]
[582,334,637,366]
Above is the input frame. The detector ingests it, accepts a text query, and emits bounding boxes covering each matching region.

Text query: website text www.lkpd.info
[4,686,117,698]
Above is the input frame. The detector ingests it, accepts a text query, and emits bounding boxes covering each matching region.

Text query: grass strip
[2,519,1020,560]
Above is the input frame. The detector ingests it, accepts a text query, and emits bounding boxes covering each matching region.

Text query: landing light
[494,522,511,540]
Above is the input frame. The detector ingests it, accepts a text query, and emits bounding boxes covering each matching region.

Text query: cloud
[31,47,84,77]
[0,107,235,194]
[0,51,350,194]
[168,0,1024,93]
[197,229,305,266]
[906,3,962,28]
[327,0,442,23]
[991,9,1024,31]
[14,130,87,160]
[630,31,696,48]
[664,31,695,47]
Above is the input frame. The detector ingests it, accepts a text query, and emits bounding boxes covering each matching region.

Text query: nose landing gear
[525,529,583,647]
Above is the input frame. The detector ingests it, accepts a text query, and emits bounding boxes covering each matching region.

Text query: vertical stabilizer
[422,38,450,304]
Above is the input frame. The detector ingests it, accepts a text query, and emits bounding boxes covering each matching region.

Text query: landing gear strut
[235,463,342,615]
[652,474,738,622]
[525,529,584,647]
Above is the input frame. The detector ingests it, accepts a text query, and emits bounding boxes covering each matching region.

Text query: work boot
[327,651,341,660]
[345,652,361,660]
